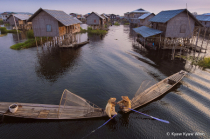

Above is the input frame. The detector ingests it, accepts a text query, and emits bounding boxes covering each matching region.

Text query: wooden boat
[126,70,188,113]
[0,90,106,120]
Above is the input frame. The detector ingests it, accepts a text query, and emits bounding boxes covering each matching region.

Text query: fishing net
[131,80,161,108]
[58,89,95,119]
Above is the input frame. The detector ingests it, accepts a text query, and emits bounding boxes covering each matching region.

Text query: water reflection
[131,45,187,77]
[35,47,81,82]
[12,32,27,43]
[88,34,106,42]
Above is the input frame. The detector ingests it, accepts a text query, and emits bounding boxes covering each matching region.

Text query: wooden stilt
[206,34,210,53]
[41,37,43,47]
[200,28,207,52]
[35,37,38,47]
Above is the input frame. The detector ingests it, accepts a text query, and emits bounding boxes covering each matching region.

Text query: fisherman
[105,98,117,119]
[117,96,131,112]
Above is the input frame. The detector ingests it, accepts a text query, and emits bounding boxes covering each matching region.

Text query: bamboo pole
[41,37,43,47]
[13,15,19,42]
[206,34,210,53]
[200,28,207,52]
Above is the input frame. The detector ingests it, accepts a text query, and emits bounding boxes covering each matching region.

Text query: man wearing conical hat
[105,98,117,119]
[117,96,131,112]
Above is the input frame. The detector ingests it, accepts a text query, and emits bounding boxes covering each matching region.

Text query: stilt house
[149,9,203,38]
[101,14,110,23]
[128,9,149,26]
[138,13,155,27]
[27,8,82,37]
[86,12,105,29]
[196,15,210,28]
[7,14,32,30]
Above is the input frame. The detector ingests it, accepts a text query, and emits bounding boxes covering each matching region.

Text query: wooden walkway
[0,102,106,120]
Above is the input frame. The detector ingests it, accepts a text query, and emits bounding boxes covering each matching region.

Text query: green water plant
[114,22,120,26]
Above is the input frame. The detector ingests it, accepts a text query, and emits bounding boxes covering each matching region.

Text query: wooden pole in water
[41,37,43,47]
[159,35,161,49]
[35,37,38,47]
[206,34,210,53]
[200,28,207,52]
[13,15,20,42]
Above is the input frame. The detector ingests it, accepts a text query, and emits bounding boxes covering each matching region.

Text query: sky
[0,0,209,15]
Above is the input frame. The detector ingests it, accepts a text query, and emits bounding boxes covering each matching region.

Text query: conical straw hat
[121,96,130,102]
[108,97,116,103]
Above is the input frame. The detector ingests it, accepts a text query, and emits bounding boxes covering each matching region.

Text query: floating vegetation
[0,27,20,34]
[114,22,120,26]
[197,57,210,69]
[80,27,107,35]
[176,55,210,69]
[10,37,49,50]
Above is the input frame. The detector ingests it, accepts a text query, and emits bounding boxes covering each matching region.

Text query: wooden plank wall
[86,13,100,25]
[32,11,59,37]
[165,12,195,38]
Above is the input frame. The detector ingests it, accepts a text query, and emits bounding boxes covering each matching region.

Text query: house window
[46,24,52,32]
[180,24,186,33]
[94,19,96,23]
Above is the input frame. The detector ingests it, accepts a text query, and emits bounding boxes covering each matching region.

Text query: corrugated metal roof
[101,14,108,19]
[92,12,105,19]
[130,8,149,13]
[196,15,210,21]
[13,14,31,20]
[73,17,82,24]
[203,13,210,16]
[28,8,81,26]
[138,13,153,19]
[133,26,162,38]
[43,9,81,26]
[149,9,185,23]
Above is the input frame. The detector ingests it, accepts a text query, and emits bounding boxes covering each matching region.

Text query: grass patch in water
[114,22,120,26]
[10,37,49,50]
[197,57,210,69]
[0,27,20,34]
[80,27,107,35]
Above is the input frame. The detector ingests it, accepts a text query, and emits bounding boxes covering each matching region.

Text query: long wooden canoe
[0,90,106,120]
[126,70,188,113]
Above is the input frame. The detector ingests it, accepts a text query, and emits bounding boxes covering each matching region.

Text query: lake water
[0,24,210,139]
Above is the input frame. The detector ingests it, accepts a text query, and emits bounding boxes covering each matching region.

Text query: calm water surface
[0,24,210,139]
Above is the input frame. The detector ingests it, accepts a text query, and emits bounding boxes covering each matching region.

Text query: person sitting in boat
[117,96,131,112]
[105,98,117,119]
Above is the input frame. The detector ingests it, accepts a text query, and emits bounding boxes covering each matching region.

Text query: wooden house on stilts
[86,12,105,29]
[28,8,82,47]
[133,9,207,52]
[7,14,32,30]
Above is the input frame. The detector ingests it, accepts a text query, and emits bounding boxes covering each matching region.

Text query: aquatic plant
[80,27,107,35]
[197,57,210,69]
[88,29,107,35]
[10,37,48,50]
[124,23,129,25]
[27,30,35,39]
[0,19,3,25]
[0,27,20,34]
[0,27,7,34]
[80,27,87,33]
[114,22,120,26]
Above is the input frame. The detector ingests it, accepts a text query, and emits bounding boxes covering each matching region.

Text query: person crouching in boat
[105,98,117,119]
[117,96,131,112]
